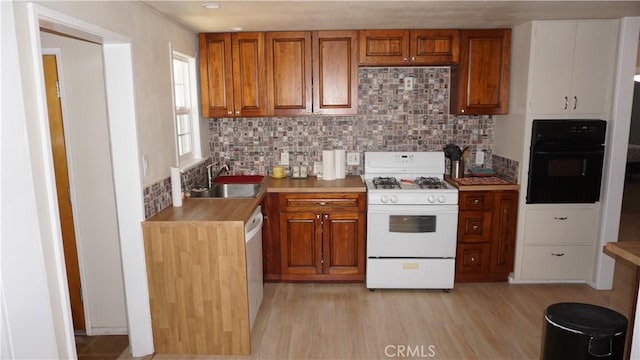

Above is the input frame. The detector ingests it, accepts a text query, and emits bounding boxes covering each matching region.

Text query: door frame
[41,49,90,333]
[25,4,153,357]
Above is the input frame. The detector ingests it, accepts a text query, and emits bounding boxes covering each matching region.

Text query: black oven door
[526,146,605,204]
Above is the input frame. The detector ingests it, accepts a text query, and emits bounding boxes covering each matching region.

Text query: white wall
[1,1,68,358]
[41,32,127,334]
[33,0,199,185]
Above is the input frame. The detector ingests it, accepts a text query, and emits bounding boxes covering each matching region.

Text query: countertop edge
[605,242,640,267]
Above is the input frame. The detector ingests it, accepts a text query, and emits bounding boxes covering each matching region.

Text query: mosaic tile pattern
[143,159,212,219]
[209,67,494,176]
[492,154,520,184]
[144,67,501,218]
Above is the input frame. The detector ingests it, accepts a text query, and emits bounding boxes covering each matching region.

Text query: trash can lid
[546,303,627,338]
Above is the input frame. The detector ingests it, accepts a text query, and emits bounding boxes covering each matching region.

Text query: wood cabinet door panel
[456,242,491,274]
[490,192,518,273]
[458,211,492,242]
[280,212,322,275]
[266,32,312,116]
[199,33,234,117]
[452,29,510,115]
[232,32,267,117]
[262,193,281,280]
[313,31,358,115]
[280,193,364,212]
[323,212,364,275]
[412,30,460,64]
[459,191,494,211]
[358,30,410,65]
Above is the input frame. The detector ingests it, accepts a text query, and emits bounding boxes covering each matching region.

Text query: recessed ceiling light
[201,3,220,9]
[229,27,243,31]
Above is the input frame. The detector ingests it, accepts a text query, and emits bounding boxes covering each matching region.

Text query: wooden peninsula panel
[143,221,250,355]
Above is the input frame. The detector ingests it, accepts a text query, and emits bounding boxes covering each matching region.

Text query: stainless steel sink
[189,183,263,198]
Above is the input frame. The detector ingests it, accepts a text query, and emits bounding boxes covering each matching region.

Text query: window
[172,51,201,165]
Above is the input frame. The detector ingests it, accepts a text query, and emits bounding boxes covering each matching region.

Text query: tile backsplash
[144,66,520,219]
[209,67,497,176]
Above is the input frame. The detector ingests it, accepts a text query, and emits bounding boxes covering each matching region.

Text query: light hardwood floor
[121,178,640,360]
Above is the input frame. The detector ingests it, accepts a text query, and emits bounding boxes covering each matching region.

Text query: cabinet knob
[403,57,409,61]
[473,199,480,204]
[461,109,465,113]
[473,225,479,230]
[317,202,327,206]
[235,110,240,115]
[411,56,416,61]
[227,111,233,115]
[316,214,321,219]
[324,214,329,219]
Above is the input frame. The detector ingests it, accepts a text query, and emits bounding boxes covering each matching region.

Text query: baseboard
[87,326,128,336]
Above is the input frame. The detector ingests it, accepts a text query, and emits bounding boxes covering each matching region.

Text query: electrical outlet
[347,152,360,165]
[475,150,485,165]
[142,155,149,176]
[405,76,414,91]
[280,151,289,165]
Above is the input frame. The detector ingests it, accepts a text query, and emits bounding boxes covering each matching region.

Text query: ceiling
[144,0,640,33]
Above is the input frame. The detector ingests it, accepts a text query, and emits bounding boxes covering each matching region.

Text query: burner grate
[372,177,400,189]
[415,177,447,189]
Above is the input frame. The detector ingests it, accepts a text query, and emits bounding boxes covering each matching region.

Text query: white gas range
[364,152,459,290]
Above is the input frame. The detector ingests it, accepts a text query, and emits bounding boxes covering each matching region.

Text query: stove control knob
[390,195,399,203]
[380,195,389,203]
[427,196,436,203]
[437,196,446,203]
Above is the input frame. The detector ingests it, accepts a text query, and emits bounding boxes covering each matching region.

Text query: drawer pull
[554,217,568,221]
[551,252,565,257]
[472,225,479,230]
[317,202,327,206]
[473,199,480,204]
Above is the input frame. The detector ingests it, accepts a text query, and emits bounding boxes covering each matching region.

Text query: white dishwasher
[245,206,263,330]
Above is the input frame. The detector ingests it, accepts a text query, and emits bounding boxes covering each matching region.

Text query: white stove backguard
[364,151,446,180]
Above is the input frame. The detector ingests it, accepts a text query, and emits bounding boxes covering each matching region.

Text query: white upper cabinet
[529,20,618,115]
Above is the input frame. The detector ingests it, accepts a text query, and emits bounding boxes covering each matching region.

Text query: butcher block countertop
[143,186,266,224]
[605,242,640,267]
[265,175,366,193]
[445,175,520,191]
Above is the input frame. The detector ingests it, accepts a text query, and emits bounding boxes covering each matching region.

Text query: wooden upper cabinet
[451,29,510,115]
[313,31,358,115]
[199,32,268,117]
[359,29,459,65]
[266,32,312,116]
[265,30,357,115]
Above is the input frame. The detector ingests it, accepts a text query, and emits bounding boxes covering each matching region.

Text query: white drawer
[524,208,598,245]
[521,245,594,281]
[366,258,455,289]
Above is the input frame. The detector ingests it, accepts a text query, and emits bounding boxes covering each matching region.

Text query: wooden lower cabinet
[455,190,518,282]
[264,192,365,281]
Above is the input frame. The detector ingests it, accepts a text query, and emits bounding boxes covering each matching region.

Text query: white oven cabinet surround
[494,19,620,284]
[529,21,618,115]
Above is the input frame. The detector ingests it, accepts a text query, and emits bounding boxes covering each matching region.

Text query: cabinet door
[489,191,518,273]
[570,21,618,115]
[313,31,358,115]
[358,30,410,65]
[323,212,365,276]
[280,212,322,275]
[266,32,312,116]
[530,22,576,114]
[411,29,460,65]
[231,32,268,117]
[263,193,281,281]
[456,242,491,275]
[199,33,234,117]
[451,29,510,115]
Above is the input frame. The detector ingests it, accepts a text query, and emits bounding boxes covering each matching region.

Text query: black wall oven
[526,119,606,204]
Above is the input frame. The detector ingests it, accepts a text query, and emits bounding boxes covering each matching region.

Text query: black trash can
[542,303,627,360]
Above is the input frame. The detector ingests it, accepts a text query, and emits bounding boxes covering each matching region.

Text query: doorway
[42,54,85,332]
[40,31,127,336]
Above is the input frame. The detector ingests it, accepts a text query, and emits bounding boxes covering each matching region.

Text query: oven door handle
[532,149,604,156]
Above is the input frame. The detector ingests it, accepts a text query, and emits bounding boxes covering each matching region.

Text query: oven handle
[532,149,604,156]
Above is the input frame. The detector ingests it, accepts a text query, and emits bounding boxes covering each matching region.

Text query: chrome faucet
[207,162,231,188]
